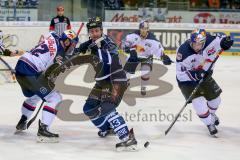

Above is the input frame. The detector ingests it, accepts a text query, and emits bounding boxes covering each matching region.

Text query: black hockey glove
[188,70,213,82]
[161,54,173,65]
[220,36,234,50]
[0,49,12,56]
[128,48,138,62]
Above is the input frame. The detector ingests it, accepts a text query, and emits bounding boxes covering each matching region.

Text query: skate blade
[14,129,26,135]
[36,136,59,143]
[116,144,138,152]
[211,134,218,138]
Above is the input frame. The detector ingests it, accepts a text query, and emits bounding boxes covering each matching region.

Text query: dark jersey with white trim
[78,35,126,82]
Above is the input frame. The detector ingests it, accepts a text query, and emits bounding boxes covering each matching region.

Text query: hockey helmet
[60,30,78,54]
[60,30,78,44]
[190,28,206,43]
[86,17,103,31]
[139,20,149,30]
[190,28,207,52]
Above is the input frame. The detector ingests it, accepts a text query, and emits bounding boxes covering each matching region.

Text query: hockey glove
[0,49,12,56]
[161,54,173,65]
[220,36,234,50]
[188,70,213,82]
[128,48,138,62]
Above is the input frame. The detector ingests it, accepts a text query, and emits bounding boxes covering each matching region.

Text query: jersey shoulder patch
[177,40,194,62]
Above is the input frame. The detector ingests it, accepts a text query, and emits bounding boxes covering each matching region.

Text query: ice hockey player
[176,28,233,135]
[0,30,23,57]
[74,17,138,151]
[122,20,172,96]
[15,29,78,142]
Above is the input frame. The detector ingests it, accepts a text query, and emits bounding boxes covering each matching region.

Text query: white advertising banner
[105,10,139,22]
[165,11,240,24]
[105,10,240,24]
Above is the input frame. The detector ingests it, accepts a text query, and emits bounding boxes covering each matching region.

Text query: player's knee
[91,115,110,131]
[141,65,151,81]
[44,91,62,107]
[207,96,221,109]
[25,95,41,106]
[83,98,100,117]
[192,96,209,116]
[141,75,150,81]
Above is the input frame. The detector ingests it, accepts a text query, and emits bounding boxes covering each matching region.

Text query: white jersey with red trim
[176,34,223,83]
[20,32,63,73]
[123,31,164,59]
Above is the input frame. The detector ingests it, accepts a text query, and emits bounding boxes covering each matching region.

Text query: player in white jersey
[176,29,233,135]
[15,30,78,142]
[122,20,172,95]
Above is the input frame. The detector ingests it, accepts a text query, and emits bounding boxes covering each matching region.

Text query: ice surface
[0,56,239,160]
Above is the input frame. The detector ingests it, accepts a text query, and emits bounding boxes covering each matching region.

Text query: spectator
[104,0,124,10]
[49,5,71,36]
[208,0,220,8]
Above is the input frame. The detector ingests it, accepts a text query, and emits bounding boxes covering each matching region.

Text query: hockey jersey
[17,32,65,74]
[123,30,164,59]
[77,35,126,82]
[176,34,223,84]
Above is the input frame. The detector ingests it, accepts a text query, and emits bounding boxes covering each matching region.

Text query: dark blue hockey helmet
[60,29,78,44]
[87,17,103,31]
[190,28,207,43]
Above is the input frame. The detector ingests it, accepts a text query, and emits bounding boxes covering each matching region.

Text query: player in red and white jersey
[122,20,172,95]
[15,30,78,142]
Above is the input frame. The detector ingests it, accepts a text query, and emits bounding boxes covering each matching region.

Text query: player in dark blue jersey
[74,17,138,151]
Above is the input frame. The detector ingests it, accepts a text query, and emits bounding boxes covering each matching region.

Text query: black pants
[179,77,222,102]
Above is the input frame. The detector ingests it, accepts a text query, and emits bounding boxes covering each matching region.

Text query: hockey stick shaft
[0,57,15,74]
[77,22,84,36]
[27,100,45,129]
[165,49,223,136]
[0,56,16,81]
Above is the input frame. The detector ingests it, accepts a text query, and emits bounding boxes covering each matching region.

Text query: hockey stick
[0,56,16,82]
[119,49,175,63]
[164,49,224,136]
[77,22,84,36]
[27,100,45,129]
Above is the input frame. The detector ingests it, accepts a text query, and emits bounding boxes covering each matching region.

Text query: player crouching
[15,30,78,142]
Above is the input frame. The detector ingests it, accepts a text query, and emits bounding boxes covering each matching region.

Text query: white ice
[0,56,239,160]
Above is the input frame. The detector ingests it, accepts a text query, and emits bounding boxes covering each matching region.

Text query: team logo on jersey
[207,47,216,56]
[54,18,59,23]
[134,45,145,53]
[176,52,182,60]
[145,42,151,48]
[40,87,48,95]
[55,55,63,64]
